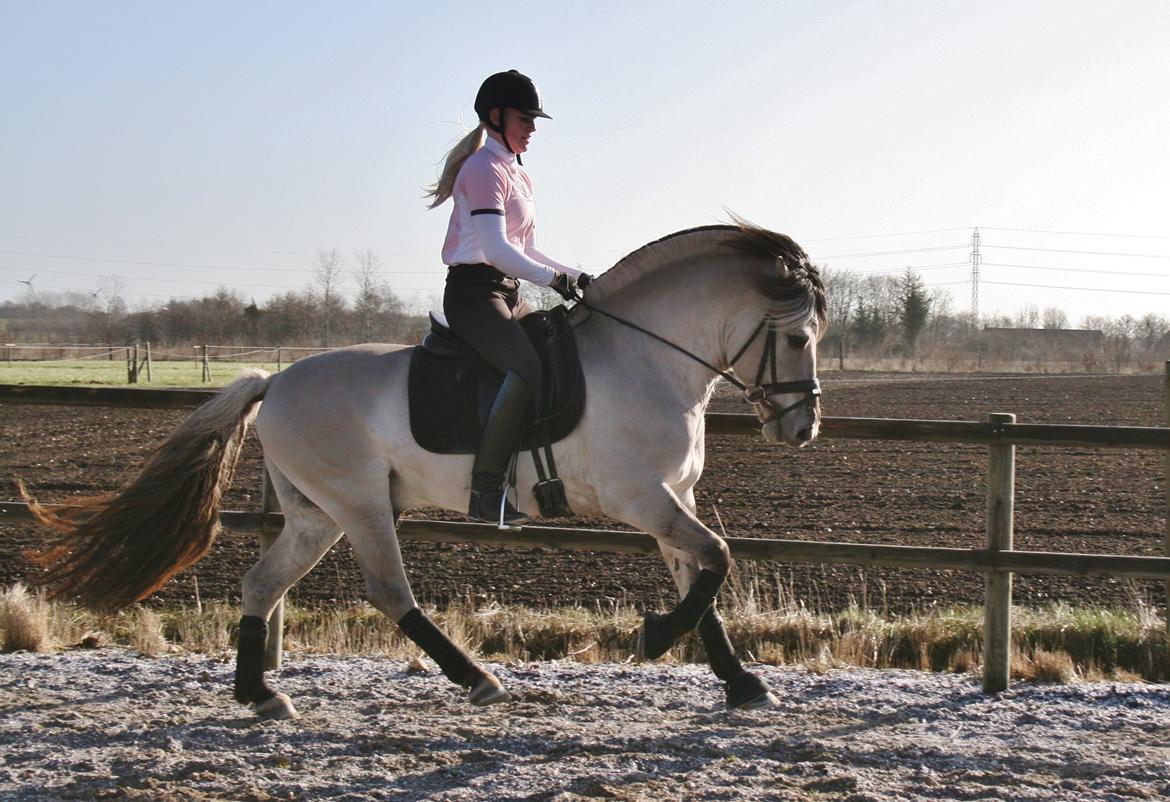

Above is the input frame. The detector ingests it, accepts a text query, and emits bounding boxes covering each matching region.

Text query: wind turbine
[18,274,37,298]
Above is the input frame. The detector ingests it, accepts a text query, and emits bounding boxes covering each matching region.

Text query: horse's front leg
[606,483,730,661]
[659,536,779,709]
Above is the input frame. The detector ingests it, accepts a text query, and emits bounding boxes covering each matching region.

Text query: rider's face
[492,108,536,154]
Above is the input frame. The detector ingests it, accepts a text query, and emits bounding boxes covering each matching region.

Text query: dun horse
[23,221,826,719]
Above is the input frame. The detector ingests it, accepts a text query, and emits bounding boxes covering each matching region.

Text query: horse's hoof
[736,690,780,710]
[637,612,676,661]
[469,673,510,707]
[253,692,299,720]
[726,671,777,710]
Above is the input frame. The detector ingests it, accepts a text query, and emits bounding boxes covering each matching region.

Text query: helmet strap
[488,108,522,166]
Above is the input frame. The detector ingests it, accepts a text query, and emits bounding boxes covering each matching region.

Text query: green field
[0,360,283,387]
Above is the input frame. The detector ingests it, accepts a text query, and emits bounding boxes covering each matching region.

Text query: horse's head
[724,226,826,447]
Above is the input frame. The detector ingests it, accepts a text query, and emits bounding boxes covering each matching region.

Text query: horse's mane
[587,218,827,327]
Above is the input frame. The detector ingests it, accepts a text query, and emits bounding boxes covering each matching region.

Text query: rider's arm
[470,213,558,285]
[525,236,582,279]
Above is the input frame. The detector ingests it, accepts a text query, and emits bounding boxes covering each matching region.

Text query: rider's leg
[445,294,542,525]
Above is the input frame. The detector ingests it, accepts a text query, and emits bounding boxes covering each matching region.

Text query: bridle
[726,316,821,425]
[575,298,821,426]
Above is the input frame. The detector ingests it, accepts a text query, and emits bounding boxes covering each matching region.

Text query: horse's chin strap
[576,297,819,425]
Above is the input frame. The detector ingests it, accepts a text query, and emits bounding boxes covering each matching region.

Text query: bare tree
[351,248,387,343]
[314,249,347,346]
[90,275,128,343]
[1042,306,1068,330]
[820,265,862,337]
[1014,304,1040,329]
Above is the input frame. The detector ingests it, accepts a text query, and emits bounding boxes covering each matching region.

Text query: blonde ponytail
[424,123,487,209]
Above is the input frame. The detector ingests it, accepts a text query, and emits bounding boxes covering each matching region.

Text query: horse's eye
[786,334,809,349]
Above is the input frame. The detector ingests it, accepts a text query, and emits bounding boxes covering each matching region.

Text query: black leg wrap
[725,670,773,709]
[640,569,725,660]
[397,608,479,688]
[697,606,744,682]
[234,615,276,705]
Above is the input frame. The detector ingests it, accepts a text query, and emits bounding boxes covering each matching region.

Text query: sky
[2,0,1168,325]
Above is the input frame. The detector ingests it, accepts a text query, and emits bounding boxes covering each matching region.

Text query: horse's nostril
[796,427,813,442]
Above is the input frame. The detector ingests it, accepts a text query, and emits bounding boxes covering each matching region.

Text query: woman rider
[426,70,592,526]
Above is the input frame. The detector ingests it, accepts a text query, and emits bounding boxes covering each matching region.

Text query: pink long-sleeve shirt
[441,136,579,284]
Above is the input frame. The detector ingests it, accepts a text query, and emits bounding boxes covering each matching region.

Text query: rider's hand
[576,272,595,291]
[549,271,579,301]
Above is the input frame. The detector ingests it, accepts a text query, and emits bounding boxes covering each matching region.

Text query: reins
[573,291,820,424]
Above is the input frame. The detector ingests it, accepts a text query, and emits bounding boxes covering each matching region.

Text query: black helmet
[474,70,552,122]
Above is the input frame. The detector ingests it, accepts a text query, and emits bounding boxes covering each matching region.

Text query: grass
[3,583,1165,683]
[0,359,283,387]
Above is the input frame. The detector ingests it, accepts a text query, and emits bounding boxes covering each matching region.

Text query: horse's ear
[776,257,791,278]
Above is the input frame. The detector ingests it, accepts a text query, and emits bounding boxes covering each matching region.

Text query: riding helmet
[474,70,552,122]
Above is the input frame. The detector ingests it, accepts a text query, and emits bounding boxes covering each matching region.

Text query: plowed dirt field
[2,372,1166,615]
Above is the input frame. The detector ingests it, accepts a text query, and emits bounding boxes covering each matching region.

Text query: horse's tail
[20,369,272,611]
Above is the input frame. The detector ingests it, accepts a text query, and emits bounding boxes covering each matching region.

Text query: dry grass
[3,584,1166,683]
[1,584,51,652]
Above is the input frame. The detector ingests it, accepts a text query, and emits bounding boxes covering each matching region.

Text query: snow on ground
[2,649,1168,801]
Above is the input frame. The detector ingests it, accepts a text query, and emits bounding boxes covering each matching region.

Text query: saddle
[407,305,586,457]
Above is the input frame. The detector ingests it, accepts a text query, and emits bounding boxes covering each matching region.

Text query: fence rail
[4,384,1170,449]
[3,505,1168,580]
[2,372,1169,694]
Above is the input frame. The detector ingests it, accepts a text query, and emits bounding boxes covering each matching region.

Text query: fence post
[144,342,152,383]
[1163,361,1169,660]
[259,466,284,671]
[983,412,1016,693]
[125,345,133,383]
[201,344,211,383]
[276,346,283,372]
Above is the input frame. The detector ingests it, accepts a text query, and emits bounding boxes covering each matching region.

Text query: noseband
[576,299,820,426]
[727,317,821,425]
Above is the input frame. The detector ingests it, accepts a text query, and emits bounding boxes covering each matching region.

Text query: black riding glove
[577,272,594,291]
[549,272,578,301]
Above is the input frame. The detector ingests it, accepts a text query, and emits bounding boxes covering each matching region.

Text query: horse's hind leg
[235,464,342,720]
[314,470,510,707]
[658,540,778,709]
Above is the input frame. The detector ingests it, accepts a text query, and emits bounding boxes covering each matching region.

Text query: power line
[850,261,970,275]
[983,245,1170,259]
[983,262,1170,278]
[0,248,440,274]
[810,244,969,260]
[800,227,970,242]
[980,279,1170,296]
[0,234,319,256]
[13,279,439,300]
[1,265,304,289]
[980,226,1170,240]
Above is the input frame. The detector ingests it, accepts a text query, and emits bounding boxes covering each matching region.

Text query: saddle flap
[408,306,586,455]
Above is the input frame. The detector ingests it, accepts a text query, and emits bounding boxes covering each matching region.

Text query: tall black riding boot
[469,371,535,527]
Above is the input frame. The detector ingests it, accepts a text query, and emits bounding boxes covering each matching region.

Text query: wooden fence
[2,368,1169,694]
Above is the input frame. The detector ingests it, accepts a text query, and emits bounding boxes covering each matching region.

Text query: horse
[22,220,826,720]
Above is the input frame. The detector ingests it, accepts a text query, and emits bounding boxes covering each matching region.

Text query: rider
[426,70,592,526]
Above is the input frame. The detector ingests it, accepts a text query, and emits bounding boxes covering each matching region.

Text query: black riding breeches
[443,264,541,387]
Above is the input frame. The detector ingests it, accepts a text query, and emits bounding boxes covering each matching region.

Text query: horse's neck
[580,259,748,411]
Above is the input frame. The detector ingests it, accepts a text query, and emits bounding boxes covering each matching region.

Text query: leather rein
[575,298,821,426]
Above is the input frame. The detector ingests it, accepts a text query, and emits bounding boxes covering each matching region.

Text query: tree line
[819,267,1168,370]
[1,250,430,349]
[3,257,1168,370]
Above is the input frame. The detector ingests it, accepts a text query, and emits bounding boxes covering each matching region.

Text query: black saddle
[407,306,586,455]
